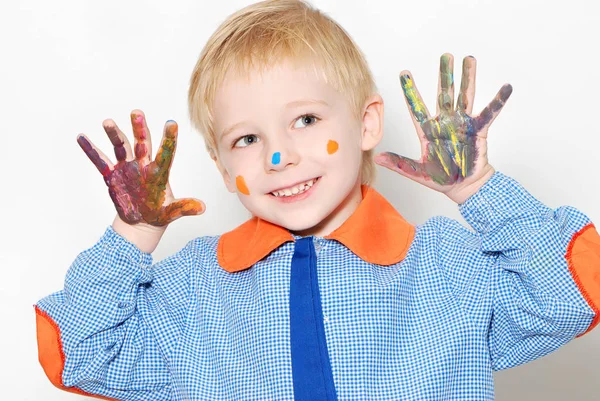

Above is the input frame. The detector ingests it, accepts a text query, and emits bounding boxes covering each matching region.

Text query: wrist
[446,166,496,205]
[111,215,167,254]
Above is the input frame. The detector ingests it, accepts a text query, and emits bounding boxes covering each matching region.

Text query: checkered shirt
[36,172,596,400]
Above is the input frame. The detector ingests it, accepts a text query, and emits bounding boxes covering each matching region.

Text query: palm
[105,158,175,225]
[77,110,205,226]
[376,54,512,191]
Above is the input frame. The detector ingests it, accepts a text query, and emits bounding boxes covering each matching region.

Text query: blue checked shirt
[35,172,600,400]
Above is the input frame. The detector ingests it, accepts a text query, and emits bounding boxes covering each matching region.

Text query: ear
[360,94,384,151]
[211,150,237,193]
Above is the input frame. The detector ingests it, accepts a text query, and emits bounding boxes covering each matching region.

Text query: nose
[265,145,300,173]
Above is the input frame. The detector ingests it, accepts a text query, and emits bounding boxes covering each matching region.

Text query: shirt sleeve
[432,171,600,371]
[34,225,199,400]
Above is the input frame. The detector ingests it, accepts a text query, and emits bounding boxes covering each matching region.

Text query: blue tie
[289,237,338,401]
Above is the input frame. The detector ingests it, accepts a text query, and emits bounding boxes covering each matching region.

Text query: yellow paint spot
[434,140,451,176]
[433,120,441,137]
[236,175,250,195]
[448,125,460,161]
[327,140,339,155]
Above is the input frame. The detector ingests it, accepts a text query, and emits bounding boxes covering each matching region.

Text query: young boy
[34,0,600,400]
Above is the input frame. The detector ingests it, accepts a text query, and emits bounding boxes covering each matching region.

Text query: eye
[293,114,319,129]
[233,134,260,148]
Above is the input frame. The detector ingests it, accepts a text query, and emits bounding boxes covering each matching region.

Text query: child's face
[212,60,382,236]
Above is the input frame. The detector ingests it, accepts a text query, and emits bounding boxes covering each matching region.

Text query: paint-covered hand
[375,54,512,204]
[77,110,206,227]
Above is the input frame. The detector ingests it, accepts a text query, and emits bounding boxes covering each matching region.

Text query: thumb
[374,152,427,180]
[161,198,206,224]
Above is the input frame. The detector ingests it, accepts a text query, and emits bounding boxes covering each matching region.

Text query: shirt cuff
[99,225,154,267]
[458,171,548,235]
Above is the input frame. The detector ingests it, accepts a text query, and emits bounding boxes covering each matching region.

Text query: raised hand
[375,53,512,203]
[77,110,205,226]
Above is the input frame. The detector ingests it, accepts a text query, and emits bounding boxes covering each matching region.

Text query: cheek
[323,133,362,174]
[223,149,259,196]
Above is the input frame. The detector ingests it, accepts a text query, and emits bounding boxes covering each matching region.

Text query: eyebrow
[220,99,330,139]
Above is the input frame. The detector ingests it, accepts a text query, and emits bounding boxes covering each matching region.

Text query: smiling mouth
[269,177,321,197]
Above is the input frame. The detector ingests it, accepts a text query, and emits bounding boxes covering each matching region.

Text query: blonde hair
[188,0,378,184]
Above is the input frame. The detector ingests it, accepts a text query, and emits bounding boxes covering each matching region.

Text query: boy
[34,0,600,400]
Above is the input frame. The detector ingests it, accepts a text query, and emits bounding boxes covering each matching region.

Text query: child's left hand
[375,53,513,204]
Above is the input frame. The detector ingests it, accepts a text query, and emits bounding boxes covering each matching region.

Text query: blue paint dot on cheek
[271,152,281,165]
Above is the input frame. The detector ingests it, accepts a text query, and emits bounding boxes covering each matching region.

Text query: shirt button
[314,241,322,256]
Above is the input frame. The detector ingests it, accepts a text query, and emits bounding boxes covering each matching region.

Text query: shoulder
[184,234,221,255]
[415,215,480,251]
[153,234,222,277]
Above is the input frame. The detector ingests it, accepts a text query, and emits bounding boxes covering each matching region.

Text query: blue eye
[293,114,319,129]
[233,134,260,148]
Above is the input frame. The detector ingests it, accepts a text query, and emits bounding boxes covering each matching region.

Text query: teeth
[271,178,317,197]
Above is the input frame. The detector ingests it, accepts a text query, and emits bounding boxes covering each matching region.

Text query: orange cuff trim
[34,306,116,400]
[565,223,600,337]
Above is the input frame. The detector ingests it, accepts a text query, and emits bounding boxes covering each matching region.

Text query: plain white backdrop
[2,0,599,399]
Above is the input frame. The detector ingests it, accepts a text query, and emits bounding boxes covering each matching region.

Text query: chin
[280,204,338,235]
[276,215,322,232]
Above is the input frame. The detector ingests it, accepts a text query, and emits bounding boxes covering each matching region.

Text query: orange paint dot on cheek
[327,140,339,155]
[235,175,250,195]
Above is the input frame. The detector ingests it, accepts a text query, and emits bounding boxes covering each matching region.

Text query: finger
[131,109,152,163]
[457,56,477,114]
[154,120,178,186]
[103,119,133,162]
[437,53,454,115]
[76,134,113,178]
[473,84,513,132]
[158,198,206,225]
[399,71,431,125]
[374,151,429,181]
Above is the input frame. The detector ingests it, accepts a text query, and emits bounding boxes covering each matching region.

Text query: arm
[35,110,206,399]
[35,226,199,400]
[376,53,600,370]
[433,171,600,370]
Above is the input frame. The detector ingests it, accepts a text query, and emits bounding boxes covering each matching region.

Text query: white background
[2,0,600,399]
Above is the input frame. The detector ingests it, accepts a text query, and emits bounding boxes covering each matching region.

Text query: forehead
[213,60,344,119]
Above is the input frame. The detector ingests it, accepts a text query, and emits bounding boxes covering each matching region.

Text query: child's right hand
[77,109,206,252]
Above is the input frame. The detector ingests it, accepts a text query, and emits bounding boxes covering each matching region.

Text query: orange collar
[217,185,416,272]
